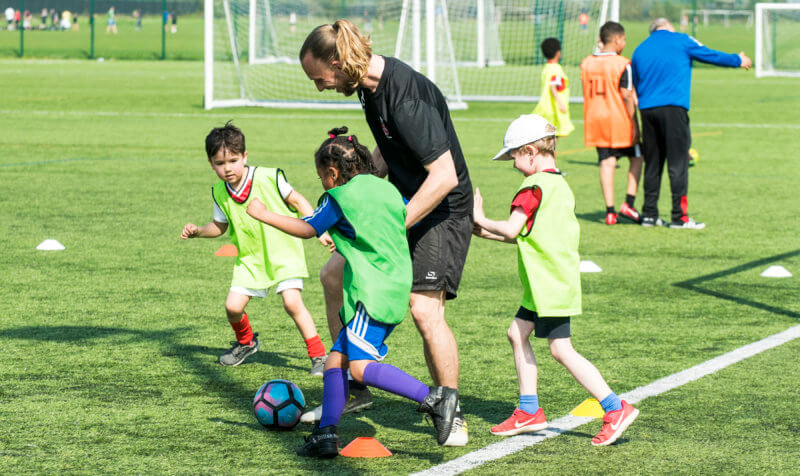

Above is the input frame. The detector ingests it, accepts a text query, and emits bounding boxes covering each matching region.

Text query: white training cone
[36,239,65,251]
[760,265,792,278]
[580,260,602,273]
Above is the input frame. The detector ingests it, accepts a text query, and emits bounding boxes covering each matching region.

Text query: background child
[581,21,643,225]
[532,37,574,138]
[473,114,638,446]
[180,121,328,373]
[246,127,459,458]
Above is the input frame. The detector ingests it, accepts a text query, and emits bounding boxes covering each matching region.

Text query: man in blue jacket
[632,18,751,229]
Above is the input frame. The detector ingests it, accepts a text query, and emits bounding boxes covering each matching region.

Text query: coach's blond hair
[300,19,372,85]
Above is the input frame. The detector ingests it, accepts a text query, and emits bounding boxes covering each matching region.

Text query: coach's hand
[473,188,486,222]
[739,52,752,70]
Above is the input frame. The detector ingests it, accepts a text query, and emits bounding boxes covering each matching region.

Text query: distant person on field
[289,11,296,33]
[579,12,589,31]
[61,10,72,30]
[170,11,177,33]
[22,10,31,30]
[632,18,751,229]
[50,9,58,31]
[580,21,643,226]
[473,114,639,446]
[14,8,20,29]
[532,38,574,137]
[133,9,142,31]
[72,13,79,31]
[5,7,14,30]
[106,6,117,34]
[40,8,47,29]
[181,122,330,373]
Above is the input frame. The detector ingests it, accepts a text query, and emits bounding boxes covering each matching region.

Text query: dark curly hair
[315,126,377,182]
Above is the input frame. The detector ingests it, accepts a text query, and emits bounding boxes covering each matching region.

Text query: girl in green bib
[246,127,460,458]
[180,122,328,372]
[472,114,638,446]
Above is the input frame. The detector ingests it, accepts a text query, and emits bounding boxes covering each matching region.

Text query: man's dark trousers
[640,105,691,222]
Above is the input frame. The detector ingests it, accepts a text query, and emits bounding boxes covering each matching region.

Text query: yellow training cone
[570,398,604,418]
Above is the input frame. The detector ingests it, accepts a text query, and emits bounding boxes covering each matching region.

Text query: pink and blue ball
[253,379,305,429]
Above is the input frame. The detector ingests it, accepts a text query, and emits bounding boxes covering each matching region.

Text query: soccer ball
[688,148,700,167]
[253,379,305,430]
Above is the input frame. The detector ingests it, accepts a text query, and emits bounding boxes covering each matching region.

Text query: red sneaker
[619,203,642,223]
[605,212,618,225]
[490,408,547,436]
[591,400,639,446]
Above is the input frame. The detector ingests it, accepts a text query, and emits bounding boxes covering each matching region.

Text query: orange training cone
[215,244,238,257]
[339,437,392,458]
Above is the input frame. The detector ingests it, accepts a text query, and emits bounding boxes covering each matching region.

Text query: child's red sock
[304,335,326,358]
[230,312,254,345]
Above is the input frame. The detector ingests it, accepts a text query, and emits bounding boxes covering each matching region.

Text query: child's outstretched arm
[181,221,227,239]
[472,188,527,244]
[284,190,336,252]
[247,198,317,239]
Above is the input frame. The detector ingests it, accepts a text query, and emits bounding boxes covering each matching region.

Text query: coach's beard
[340,81,358,97]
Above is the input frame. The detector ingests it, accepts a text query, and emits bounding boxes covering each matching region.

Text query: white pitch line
[1,109,800,129]
[412,323,800,476]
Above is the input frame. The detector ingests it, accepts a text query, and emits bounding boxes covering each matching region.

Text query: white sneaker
[443,408,469,447]
[300,404,322,425]
[669,217,706,229]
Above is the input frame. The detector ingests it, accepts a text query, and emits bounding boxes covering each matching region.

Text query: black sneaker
[218,333,259,366]
[641,216,665,227]
[300,386,374,424]
[417,386,459,445]
[296,424,339,458]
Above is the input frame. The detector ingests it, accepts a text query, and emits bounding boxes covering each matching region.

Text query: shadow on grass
[0,325,330,466]
[673,248,800,319]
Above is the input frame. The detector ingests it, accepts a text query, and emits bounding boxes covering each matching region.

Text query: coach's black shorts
[515,307,571,339]
[408,214,472,300]
[596,144,642,163]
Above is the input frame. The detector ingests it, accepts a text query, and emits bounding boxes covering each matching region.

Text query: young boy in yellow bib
[181,122,328,373]
[472,114,638,446]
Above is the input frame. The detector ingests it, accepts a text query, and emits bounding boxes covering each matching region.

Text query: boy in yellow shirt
[533,38,574,137]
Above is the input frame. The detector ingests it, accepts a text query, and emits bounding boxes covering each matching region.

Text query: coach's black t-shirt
[357,56,472,220]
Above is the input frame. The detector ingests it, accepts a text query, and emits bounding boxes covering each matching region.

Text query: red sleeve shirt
[510,187,542,234]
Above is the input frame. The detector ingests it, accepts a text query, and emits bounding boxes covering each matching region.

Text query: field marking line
[411,323,800,476]
[2,109,800,130]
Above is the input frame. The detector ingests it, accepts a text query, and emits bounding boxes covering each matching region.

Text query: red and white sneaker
[619,203,642,223]
[605,212,618,225]
[591,400,639,446]
[490,408,548,436]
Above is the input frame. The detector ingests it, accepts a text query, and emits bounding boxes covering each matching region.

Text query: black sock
[625,194,636,208]
[606,206,616,214]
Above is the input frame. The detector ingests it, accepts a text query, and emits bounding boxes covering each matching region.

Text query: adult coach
[632,18,751,229]
[299,19,472,446]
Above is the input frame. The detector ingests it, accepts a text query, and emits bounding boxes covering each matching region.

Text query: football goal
[755,3,800,78]
[204,0,619,109]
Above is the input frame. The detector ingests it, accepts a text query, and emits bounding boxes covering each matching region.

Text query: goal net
[205,0,618,109]
[755,3,800,78]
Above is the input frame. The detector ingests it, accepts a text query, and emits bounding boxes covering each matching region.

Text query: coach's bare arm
[404,150,459,228]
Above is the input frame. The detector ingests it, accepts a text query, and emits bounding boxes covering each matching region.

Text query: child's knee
[280,289,304,315]
[548,337,573,363]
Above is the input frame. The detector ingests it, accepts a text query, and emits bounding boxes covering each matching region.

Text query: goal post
[755,3,800,78]
[204,0,619,109]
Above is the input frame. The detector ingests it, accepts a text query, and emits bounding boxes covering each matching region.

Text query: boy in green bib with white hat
[181,122,328,372]
[472,114,638,446]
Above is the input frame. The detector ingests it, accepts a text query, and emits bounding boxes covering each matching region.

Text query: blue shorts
[331,303,395,362]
